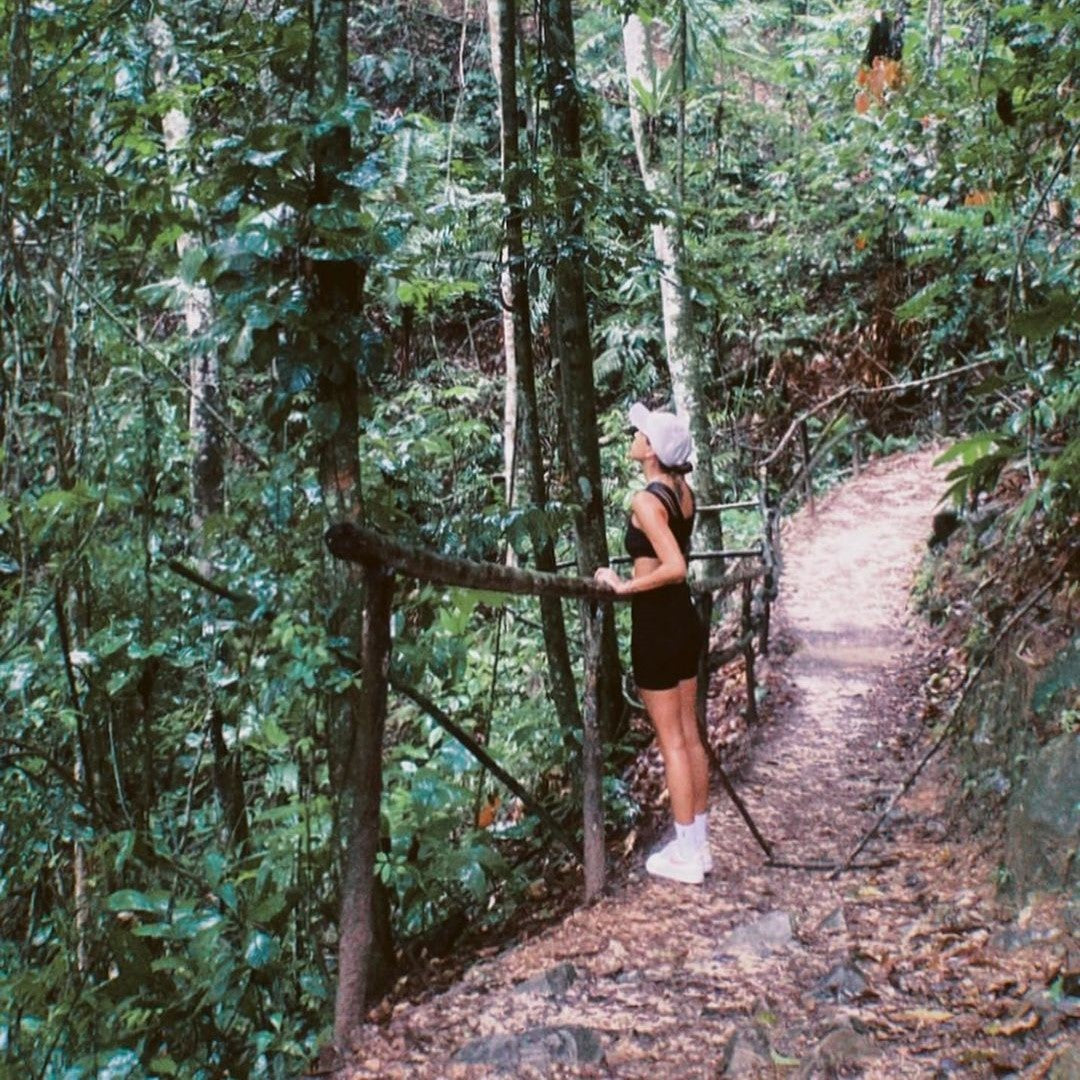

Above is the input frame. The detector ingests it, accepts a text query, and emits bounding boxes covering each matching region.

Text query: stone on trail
[512,961,577,998]
[802,1022,879,1074]
[719,1023,772,1076]
[451,1025,604,1069]
[1048,1043,1080,1080]
[717,910,795,959]
[812,960,869,1002]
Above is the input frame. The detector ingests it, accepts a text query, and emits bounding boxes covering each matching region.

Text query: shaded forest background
[0,0,1075,1075]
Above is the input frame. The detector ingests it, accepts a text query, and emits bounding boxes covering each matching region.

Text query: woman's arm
[595,492,686,596]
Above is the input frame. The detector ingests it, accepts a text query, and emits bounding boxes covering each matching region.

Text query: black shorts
[630,583,704,691]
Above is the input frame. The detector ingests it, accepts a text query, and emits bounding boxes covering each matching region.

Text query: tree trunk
[309,0,395,1036]
[146,17,223,552]
[621,12,723,561]
[332,565,394,1044]
[487,0,582,736]
[540,0,624,741]
[311,0,363,526]
[927,0,943,72]
[148,17,244,849]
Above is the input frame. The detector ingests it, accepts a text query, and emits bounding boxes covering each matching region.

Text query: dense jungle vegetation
[0,0,1076,1074]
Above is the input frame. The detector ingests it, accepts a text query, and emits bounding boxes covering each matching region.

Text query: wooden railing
[325,363,995,888]
[324,362,999,1032]
[327,512,776,880]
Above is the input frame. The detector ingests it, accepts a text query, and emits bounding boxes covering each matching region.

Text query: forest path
[337,449,1071,1079]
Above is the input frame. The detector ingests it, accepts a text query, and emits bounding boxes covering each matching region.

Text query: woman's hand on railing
[594,567,624,594]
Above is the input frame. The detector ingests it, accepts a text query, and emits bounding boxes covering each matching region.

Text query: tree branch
[389,675,580,857]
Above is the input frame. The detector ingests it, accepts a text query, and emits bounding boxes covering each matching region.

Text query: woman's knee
[676,711,703,750]
[655,725,689,762]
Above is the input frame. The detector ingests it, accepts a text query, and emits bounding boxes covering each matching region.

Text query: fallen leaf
[893,1008,954,1024]
[985,1011,1040,1037]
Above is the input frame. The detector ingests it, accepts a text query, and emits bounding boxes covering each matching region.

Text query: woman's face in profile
[629,429,650,462]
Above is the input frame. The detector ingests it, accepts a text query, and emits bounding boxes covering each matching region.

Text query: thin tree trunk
[621,12,723,560]
[332,566,394,1045]
[146,18,222,549]
[927,0,943,72]
[500,261,518,570]
[541,0,623,741]
[309,0,395,1036]
[148,17,242,849]
[488,0,582,735]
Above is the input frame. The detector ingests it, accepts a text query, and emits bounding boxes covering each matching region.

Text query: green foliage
[934,433,1020,507]
[2,0,1076,1074]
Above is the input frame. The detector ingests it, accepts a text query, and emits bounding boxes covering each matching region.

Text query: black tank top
[624,481,695,560]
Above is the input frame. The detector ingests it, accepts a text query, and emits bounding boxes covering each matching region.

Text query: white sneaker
[699,845,713,875]
[646,840,704,885]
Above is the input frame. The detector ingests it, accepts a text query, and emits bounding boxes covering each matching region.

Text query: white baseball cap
[628,402,693,471]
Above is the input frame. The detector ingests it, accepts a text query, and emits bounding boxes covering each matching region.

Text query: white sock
[694,811,709,850]
[675,822,696,861]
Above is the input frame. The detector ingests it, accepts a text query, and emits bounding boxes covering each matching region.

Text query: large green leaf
[1011,290,1079,341]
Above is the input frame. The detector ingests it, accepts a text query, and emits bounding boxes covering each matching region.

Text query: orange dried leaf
[893,1008,955,1024]
[985,1011,1040,1037]
[476,795,500,828]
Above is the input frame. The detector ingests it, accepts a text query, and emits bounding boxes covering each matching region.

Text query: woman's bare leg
[676,676,709,815]
[640,686,696,825]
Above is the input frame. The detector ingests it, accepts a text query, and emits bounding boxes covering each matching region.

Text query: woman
[595,402,710,885]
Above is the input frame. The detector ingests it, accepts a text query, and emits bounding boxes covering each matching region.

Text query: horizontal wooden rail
[325,523,618,601]
[327,524,766,599]
[604,546,762,567]
[697,499,758,512]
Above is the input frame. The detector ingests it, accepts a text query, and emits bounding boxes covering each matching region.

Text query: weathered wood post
[325,523,618,909]
[798,418,815,516]
[757,464,775,656]
[580,600,606,902]
[741,578,758,725]
[694,590,713,737]
[333,563,395,1045]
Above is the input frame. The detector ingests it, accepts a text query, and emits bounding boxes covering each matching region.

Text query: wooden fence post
[694,591,714,736]
[741,579,758,726]
[580,601,605,902]
[799,419,815,516]
[757,465,774,656]
[333,564,395,1045]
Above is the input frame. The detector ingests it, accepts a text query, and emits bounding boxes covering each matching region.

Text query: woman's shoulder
[632,485,668,513]
[643,480,693,517]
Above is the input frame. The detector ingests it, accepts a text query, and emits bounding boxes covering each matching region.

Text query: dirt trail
[743,447,945,870]
[337,450,1073,1079]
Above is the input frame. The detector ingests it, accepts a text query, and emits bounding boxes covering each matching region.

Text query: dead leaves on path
[832,839,1077,1073]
